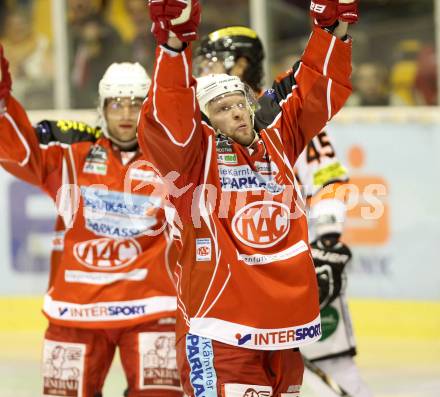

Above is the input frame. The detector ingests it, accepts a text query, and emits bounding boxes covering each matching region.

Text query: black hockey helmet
[195,26,265,93]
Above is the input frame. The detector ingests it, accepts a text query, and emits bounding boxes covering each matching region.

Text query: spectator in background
[199,0,250,36]
[0,6,53,109]
[415,45,437,105]
[389,39,420,106]
[123,0,156,75]
[271,36,308,79]
[348,62,391,106]
[68,0,128,108]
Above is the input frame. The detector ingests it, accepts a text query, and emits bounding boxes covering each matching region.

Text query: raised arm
[255,0,358,159]
[0,45,61,196]
[138,1,204,184]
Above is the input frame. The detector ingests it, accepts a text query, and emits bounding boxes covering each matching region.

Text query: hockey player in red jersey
[0,46,181,397]
[139,0,356,395]
[195,20,372,397]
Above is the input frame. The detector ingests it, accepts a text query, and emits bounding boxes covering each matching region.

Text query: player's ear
[231,57,249,80]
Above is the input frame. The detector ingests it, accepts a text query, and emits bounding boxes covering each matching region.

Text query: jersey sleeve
[295,130,349,198]
[294,130,349,239]
[255,27,352,159]
[137,45,206,202]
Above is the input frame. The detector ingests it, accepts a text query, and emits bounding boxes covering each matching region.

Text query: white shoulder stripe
[323,35,337,77]
[3,113,31,167]
[327,78,333,120]
[152,48,197,147]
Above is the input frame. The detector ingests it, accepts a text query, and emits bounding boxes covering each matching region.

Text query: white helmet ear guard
[98,62,151,149]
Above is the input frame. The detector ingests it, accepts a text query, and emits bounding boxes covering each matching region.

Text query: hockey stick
[303,357,353,397]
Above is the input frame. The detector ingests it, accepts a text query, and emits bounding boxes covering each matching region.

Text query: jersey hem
[43,310,177,329]
[187,315,322,351]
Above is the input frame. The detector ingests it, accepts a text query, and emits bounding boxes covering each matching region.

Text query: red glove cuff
[169,0,201,43]
[151,20,171,45]
[310,0,359,27]
[337,1,359,24]
[310,0,338,27]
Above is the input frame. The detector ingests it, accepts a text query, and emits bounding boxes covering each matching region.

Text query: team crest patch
[216,136,234,153]
[196,238,212,261]
[83,145,108,175]
[138,332,181,390]
[42,339,86,397]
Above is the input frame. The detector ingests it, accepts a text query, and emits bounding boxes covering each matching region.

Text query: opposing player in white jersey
[194,16,373,397]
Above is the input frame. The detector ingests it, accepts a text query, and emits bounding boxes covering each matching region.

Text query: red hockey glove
[150,19,171,45]
[310,0,359,28]
[169,0,201,43]
[149,0,187,21]
[311,236,352,309]
[148,0,188,44]
[337,0,359,24]
[0,45,12,101]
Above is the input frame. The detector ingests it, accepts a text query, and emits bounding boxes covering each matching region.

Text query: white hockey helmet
[310,198,346,238]
[196,74,247,114]
[98,62,151,149]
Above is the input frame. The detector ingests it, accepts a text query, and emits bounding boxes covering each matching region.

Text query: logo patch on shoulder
[263,89,277,100]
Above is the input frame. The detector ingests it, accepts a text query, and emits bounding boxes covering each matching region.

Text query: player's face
[104,97,143,144]
[207,92,254,146]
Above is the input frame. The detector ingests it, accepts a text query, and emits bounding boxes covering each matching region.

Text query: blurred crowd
[0,0,437,109]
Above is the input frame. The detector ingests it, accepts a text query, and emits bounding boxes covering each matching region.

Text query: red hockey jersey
[0,98,176,328]
[138,27,352,350]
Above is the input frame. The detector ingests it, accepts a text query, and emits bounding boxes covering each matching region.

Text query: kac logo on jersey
[196,238,212,262]
[73,238,141,270]
[232,201,290,248]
